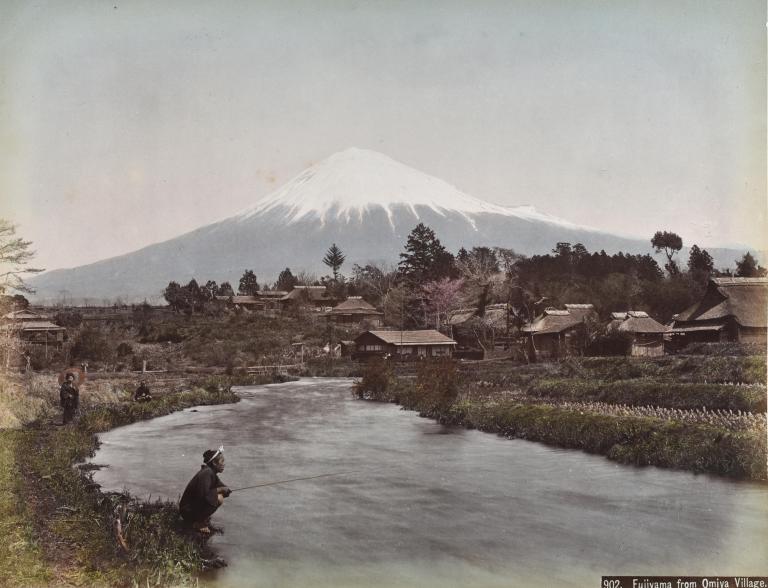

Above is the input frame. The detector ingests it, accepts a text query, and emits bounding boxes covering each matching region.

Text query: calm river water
[89,378,768,587]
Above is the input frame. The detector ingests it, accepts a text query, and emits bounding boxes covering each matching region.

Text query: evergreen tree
[322,244,346,282]
[163,281,184,312]
[202,280,218,302]
[275,268,298,291]
[398,223,456,284]
[238,270,260,295]
[735,252,767,277]
[216,282,235,296]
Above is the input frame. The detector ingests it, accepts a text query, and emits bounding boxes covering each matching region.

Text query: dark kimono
[179,465,226,524]
[59,382,79,424]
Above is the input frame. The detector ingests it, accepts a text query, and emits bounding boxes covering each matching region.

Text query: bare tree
[0,220,44,293]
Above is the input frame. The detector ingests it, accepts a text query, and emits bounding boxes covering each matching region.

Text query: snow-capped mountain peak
[238,148,585,230]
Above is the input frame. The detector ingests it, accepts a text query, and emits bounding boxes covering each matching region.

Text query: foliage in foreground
[11,388,239,587]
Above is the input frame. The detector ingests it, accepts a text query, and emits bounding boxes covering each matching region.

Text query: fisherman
[59,372,79,425]
[134,379,152,402]
[179,447,231,534]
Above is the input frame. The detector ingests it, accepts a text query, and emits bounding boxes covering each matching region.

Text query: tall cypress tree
[322,244,346,282]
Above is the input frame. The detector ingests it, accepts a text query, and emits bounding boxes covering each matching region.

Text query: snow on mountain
[26,148,748,303]
[238,148,591,231]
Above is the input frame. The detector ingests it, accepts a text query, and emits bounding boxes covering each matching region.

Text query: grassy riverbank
[0,376,246,587]
[358,355,768,481]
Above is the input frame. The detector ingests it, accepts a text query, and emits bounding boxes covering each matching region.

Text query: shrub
[411,358,461,414]
[353,357,393,401]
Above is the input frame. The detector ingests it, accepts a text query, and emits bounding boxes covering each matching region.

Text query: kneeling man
[179,446,231,534]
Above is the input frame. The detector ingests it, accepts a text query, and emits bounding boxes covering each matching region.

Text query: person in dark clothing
[134,380,152,402]
[179,447,231,533]
[59,372,79,425]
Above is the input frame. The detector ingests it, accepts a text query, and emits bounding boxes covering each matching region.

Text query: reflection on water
[90,378,768,587]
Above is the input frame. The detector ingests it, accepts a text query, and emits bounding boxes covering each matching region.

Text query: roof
[280,286,336,302]
[328,298,382,315]
[523,304,596,335]
[256,290,288,298]
[215,295,260,304]
[358,330,457,346]
[2,321,66,332]
[668,324,725,334]
[608,311,668,334]
[674,277,767,328]
[2,310,48,321]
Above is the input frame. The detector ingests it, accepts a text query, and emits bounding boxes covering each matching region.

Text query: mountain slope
[28,148,750,303]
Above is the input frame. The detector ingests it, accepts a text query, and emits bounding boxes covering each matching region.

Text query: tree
[688,245,714,275]
[735,252,767,277]
[216,282,235,296]
[275,268,298,291]
[456,246,502,316]
[322,244,346,282]
[422,277,464,329]
[238,270,260,295]
[351,263,397,305]
[202,280,218,302]
[398,223,456,285]
[651,231,683,275]
[163,281,185,312]
[0,219,44,293]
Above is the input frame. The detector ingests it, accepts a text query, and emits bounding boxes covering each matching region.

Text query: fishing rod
[229,471,357,493]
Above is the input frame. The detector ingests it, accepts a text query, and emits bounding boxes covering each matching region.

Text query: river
[88,378,768,587]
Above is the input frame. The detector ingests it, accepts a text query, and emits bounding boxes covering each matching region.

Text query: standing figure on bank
[134,379,152,402]
[179,447,231,534]
[59,372,79,425]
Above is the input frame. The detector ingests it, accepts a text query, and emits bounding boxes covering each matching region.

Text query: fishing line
[229,471,357,493]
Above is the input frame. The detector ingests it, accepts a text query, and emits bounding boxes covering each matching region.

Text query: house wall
[738,326,767,345]
[529,327,585,360]
[629,333,664,357]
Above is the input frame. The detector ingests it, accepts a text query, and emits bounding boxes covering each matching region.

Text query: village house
[325,296,383,328]
[667,277,768,349]
[1,309,67,349]
[522,303,597,361]
[215,291,287,312]
[279,286,340,312]
[607,311,668,357]
[353,330,457,360]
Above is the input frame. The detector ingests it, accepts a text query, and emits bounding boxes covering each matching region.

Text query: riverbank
[0,373,264,587]
[356,355,768,481]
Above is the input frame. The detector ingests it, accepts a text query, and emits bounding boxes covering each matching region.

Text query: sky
[1,0,765,271]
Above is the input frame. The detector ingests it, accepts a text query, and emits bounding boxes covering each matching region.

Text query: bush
[681,342,767,357]
[353,357,393,401]
[409,358,461,414]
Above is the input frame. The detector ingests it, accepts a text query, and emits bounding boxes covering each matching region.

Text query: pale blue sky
[1,0,765,270]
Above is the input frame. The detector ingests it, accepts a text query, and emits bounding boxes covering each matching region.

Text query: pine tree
[398,223,455,285]
[651,230,683,275]
[322,244,346,282]
[238,270,260,295]
[276,267,298,291]
[216,282,235,297]
[735,252,767,277]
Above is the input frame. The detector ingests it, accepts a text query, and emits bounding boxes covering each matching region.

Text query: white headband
[205,445,224,464]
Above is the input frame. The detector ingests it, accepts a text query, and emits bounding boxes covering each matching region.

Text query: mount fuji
[28,148,745,303]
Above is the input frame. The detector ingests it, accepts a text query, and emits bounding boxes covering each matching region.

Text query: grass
[2,384,240,587]
[526,378,767,413]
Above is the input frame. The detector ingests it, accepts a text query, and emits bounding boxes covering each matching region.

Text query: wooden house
[325,297,383,328]
[280,286,340,311]
[215,291,287,312]
[522,304,596,361]
[668,277,767,349]
[1,309,66,350]
[607,311,668,357]
[353,330,457,360]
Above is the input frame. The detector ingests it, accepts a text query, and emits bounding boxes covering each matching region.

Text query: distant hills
[28,148,755,304]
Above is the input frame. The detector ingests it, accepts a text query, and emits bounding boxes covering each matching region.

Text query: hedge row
[526,378,767,413]
[438,400,766,481]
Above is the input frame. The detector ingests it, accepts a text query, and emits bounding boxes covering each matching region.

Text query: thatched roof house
[325,297,383,327]
[607,311,668,356]
[522,304,596,360]
[280,286,339,310]
[668,277,767,348]
[354,329,456,359]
